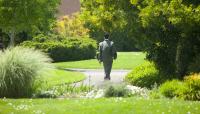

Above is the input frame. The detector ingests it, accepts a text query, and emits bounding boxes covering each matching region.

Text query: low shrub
[184,73,200,100]
[0,47,52,98]
[159,74,200,101]
[104,84,129,97]
[21,38,97,62]
[149,83,164,99]
[159,80,188,99]
[125,61,169,88]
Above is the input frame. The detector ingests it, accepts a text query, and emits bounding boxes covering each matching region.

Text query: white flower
[14,104,29,110]
[86,90,95,98]
[7,103,12,106]
[125,85,149,98]
[33,110,45,114]
[95,89,104,98]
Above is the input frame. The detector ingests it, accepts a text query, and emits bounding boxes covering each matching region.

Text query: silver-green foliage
[0,47,52,98]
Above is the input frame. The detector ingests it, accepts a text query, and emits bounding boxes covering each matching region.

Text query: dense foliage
[0,47,52,98]
[21,38,97,62]
[0,0,60,46]
[125,61,171,88]
[138,0,200,77]
[54,13,90,38]
[184,73,200,100]
[159,73,200,100]
[80,0,139,51]
[159,80,188,99]
[81,0,200,78]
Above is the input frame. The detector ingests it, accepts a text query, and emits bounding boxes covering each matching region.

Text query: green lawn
[54,52,146,70]
[0,98,199,114]
[40,69,85,88]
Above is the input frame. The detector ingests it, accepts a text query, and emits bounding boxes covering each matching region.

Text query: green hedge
[125,61,172,89]
[21,38,97,62]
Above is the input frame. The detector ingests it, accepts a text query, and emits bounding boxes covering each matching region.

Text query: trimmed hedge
[21,38,97,62]
[125,61,172,89]
[125,62,159,88]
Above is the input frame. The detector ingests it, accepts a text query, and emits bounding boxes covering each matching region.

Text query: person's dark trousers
[103,60,113,80]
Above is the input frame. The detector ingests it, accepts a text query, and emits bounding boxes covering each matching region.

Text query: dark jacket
[98,39,117,62]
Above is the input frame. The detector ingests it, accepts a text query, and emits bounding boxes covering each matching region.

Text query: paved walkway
[65,68,131,88]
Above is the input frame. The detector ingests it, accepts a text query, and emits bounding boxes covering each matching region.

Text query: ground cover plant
[55,52,146,69]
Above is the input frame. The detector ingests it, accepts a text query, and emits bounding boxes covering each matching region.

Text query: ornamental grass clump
[0,47,52,98]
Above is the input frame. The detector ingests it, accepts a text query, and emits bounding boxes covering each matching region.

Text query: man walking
[98,33,117,80]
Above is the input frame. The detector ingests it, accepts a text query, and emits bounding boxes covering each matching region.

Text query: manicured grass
[0,98,199,114]
[54,52,146,70]
[40,69,86,88]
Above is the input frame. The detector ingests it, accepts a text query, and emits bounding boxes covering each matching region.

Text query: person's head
[104,32,109,39]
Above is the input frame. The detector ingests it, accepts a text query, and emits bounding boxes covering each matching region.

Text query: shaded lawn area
[40,69,86,88]
[54,52,146,70]
[0,98,199,114]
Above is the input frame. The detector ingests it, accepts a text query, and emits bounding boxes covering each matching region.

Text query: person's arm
[111,42,117,60]
[98,43,103,62]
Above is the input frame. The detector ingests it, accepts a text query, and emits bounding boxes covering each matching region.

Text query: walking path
[65,68,131,88]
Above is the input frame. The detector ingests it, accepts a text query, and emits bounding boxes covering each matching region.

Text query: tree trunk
[175,38,188,78]
[175,40,182,78]
[9,31,15,47]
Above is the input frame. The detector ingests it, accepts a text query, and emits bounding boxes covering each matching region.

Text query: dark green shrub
[0,47,52,98]
[21,38,97,62]
[125,61,168,88]
[104,85,129,97]
[159,80,188,99]
[34,90,58,98]
[188,54,200,73]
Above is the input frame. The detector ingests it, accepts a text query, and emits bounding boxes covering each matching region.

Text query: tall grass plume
[0,47,53,98]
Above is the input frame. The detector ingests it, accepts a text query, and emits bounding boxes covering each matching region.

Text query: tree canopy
[0,0,60,46]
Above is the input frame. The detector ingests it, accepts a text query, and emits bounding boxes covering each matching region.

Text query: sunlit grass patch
[54,52,146,69]
[40,69,86,88]
[0,97,199,114]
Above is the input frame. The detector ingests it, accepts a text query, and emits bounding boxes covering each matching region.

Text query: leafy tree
[0,0,60,46]
[54,13,90,38]
[137,0,200,77]
[80,0,139,51]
